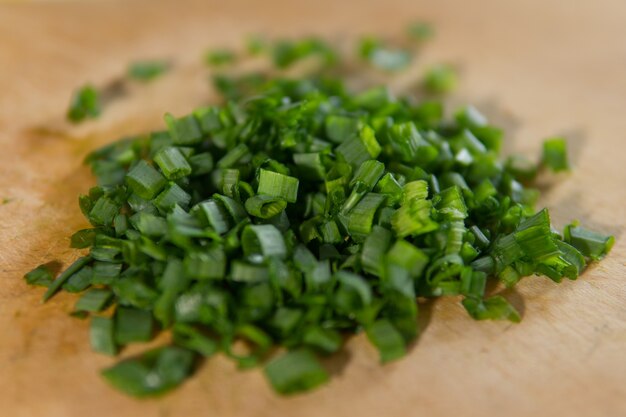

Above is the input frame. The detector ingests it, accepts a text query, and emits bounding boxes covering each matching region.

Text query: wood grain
[1,1,625,416]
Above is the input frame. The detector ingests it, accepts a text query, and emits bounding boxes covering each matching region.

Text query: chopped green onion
[24,265,53,287]
[67,84,101,123]
[128,60,169,81]
[392,199,438,237]
[183,248,226,280]
[164,113,203,145]
[126,161,167,200]
[89,197,120,226]
[242,224,287,260]
[302,327,342,354]
[340,192,386,240]
[28,30,614,398]
[115,307,154,344]
[423,64,457,94]
[245,195,287,219]
[74,288,113,313]
[193,199,230,234]
[172,323,218,356]
[542,137,569,172]
[293,152,326,180]
[361,225,392,276]
[407,21,434,41]
[42,256,92,302]
[189,152,214,176]
[257,169,299,203]
[359,37,412,72]
[325,115,360,143]
[63,266,93,293]
[386,240,429,278]
[564,222,614,260]
[205,49,236,66]
[462,295,521,323]
[264,349,329,394]
[90,316,118,355]
[366,319,407,363]
[101,346,195,397]
[70,229,97,249]
[154,147,192,180]
[336,125,381,168]
[153,183,191,213]
[217,143,250,168]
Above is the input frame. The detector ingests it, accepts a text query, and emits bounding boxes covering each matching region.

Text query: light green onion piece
[242,224,287,261]
[154,147,192,180]
[257,169,299,203]
[245,195,287,219]
[90,316,118,355]
[542,137,569,172]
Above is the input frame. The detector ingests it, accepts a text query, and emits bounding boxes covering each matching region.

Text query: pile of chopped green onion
[27,29,613,397]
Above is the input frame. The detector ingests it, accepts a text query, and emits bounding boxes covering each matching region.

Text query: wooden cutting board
[1,1,625,416]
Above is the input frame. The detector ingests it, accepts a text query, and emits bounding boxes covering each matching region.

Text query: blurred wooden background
[0,1,625,416]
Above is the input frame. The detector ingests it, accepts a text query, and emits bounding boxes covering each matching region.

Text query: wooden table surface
[1,1,625,416]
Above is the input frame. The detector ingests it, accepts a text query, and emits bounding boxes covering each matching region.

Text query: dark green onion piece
[63,266,93,293]
[564,222,614,260]
[42,256,91,302]
[407,21,434,41]
[264,349,329,394]
[126,161,167,200]
[293,153,326,180]
[361,225,392,276]
[341,192,386,240]
[70,229,97,249]
[172,323,218,356]
[366,319,407,363]
[462,295,521,323]
[153,183,191,213]
[164,113,203,145]
[75,288,114,312]
[189,152,214,176]
[101,346,195,397]
[27,32,615,399]
[302,327,342,354]
[24,265,53,287]
[183,248,226,280]
[193,199,230,234]
[89,197,119,226]
[115,307,154,345]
